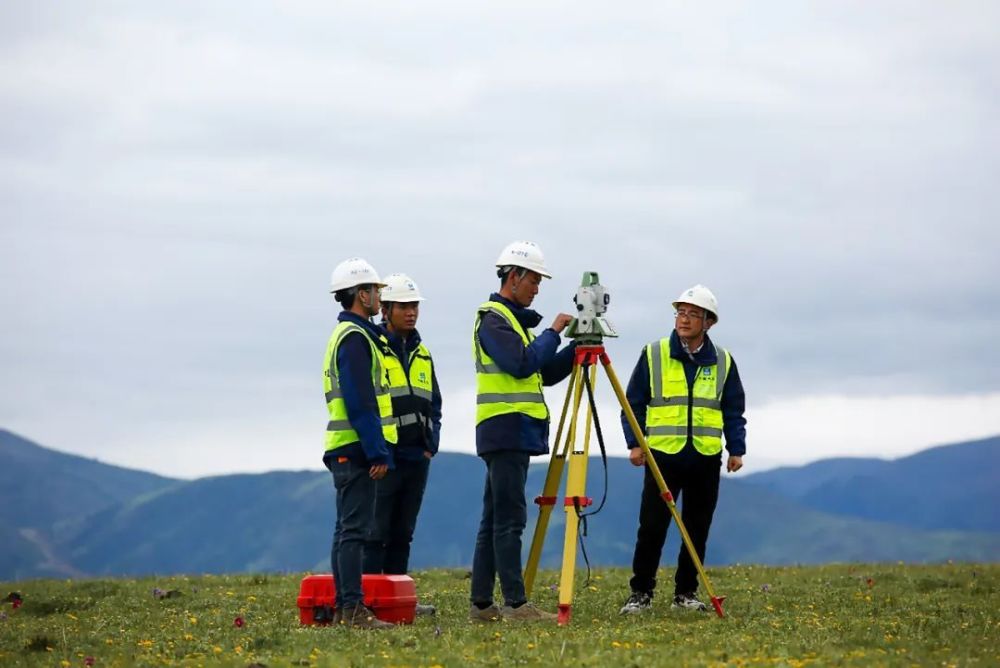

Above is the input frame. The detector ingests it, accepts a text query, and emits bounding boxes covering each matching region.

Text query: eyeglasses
[674,309,705,320]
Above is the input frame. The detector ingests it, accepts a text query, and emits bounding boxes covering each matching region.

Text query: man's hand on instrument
[550,313,573,334]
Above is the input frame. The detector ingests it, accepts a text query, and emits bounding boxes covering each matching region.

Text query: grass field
[1,563,997,666]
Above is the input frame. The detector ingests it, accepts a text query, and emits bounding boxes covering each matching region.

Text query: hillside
[2,430,998,580]
[742,436,1000,531]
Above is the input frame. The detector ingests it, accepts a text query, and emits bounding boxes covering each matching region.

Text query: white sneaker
[671,593,708,612]
[619,591,653,615]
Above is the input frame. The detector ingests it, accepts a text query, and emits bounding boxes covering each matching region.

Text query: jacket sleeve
[336,332,394,468]
[428,364,442,455]
[721,355,747,457]
[620,348,650,450]
[541,340,577,386]
[477,311,560,378]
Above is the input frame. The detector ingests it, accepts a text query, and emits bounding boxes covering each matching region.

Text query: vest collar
[379,323,423,357]
[488,292,543,329]
[670,330,718,365]
[338,311,386,342]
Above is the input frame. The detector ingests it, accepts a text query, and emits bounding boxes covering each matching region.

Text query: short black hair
[497,265,527,289]
[334,287,358,309]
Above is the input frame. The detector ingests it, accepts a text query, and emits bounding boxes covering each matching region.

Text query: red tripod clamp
[574,345,609,366]
[564,496,593,508]
[534,496,558,506]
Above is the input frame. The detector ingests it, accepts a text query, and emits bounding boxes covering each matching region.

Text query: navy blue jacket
[380,324,443,462]
[620,330,746,457]
[475,293,577,456]
[322,311,394,469]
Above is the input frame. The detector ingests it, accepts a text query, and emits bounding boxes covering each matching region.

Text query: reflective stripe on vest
[323,321,398,452]
[384,341,435,440]
[473,301,549,425]
[644,338,730,456]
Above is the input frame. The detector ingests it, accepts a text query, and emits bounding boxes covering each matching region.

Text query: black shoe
[671,592,708,612]
[619,591,653,615]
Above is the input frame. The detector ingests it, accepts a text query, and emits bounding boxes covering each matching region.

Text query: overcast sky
[2,2,998,478]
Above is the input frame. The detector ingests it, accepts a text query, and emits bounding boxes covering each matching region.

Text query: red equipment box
[297,574,417,625]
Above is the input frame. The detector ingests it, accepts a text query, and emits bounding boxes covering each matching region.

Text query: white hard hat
[495,240,552,279]
[329,257,384,293]
[673,284,719,322]
[379,273,425,302]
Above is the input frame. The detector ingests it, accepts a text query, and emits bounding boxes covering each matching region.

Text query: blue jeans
[363,456,431,574]
[470,450,530,607]
[328,457,376,609]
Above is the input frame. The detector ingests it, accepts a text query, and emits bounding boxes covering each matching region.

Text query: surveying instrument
[522,272,726,624]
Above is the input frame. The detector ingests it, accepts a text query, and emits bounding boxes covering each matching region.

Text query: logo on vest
[419,372,427,383]
[702,367,713,377]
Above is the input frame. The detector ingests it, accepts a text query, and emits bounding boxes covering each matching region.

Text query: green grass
[1,564,997,666]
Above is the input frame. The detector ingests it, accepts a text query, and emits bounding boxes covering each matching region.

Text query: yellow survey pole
[555,364,597,623]
[523,364,583,598]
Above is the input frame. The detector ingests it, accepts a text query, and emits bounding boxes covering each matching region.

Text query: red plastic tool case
[297,574,417,625]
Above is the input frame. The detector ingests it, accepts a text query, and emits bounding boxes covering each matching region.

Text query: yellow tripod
[522,344,726,624]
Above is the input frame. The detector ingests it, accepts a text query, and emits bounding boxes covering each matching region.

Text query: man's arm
[721,355,747,470]
[477,312,560,378]
[427,363,442,456]
[540,341,577,386]
[336,333,393,469]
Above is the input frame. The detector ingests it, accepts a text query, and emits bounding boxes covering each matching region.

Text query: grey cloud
[1,1,998,472]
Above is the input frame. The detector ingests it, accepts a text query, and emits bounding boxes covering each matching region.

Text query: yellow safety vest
[473,301,549,425]
[384,340,435,433]
[644,338,731,456]
[323,321,398,452]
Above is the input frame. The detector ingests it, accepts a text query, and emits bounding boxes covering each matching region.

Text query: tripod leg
[555,364,598,625]
[601,357,726,618]
[523,363,584,598]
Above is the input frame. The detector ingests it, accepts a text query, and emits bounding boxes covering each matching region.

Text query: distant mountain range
[2,429,998,581]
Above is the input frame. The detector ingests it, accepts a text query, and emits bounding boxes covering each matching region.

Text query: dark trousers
[470,450,530,606]
[328,457,376,609]
[629,448,721,597]
[363,456,431,574]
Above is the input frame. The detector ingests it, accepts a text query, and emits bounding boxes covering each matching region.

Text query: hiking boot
[500,601,558,621]
[671,592,708,612]
[345,602,394,629]
[415,603,436,616]
[332,607,342,625]
[619,591,653,615]
[469,603,502,623]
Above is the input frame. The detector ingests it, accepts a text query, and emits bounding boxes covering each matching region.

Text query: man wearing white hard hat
[469,241,577,622]
[322,257,396,630]
[618,284,747,615]
[363,273,442,616]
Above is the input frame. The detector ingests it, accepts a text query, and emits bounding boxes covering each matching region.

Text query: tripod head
[565,271,618,344]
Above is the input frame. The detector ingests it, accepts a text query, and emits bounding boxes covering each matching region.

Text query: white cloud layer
[1,2,998,476]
